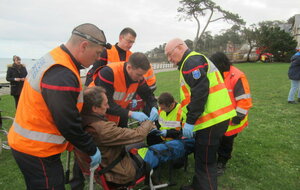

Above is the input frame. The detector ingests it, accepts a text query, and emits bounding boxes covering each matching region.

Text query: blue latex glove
[131,111,149,122]
[90,147,101,168]
[183,123,194,138]
[157,129,167,137]
[131,99,137,109]
[149,107,159,121]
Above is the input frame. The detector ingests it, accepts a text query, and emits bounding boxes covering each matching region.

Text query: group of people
[7,23,254,190]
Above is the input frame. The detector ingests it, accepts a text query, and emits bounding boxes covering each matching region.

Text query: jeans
[288,80,300,101]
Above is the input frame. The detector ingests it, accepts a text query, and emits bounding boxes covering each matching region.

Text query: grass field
[0,62,299,190]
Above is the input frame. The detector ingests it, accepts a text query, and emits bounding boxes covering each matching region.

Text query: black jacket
[6,64,27,96]
[288,52,300,80]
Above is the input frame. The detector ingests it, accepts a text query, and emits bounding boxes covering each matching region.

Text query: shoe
[288,101,297,104]
[217,162,226,176]
[180,185,194,190]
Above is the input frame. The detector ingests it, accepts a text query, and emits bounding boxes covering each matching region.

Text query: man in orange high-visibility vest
[8,23,109,189]
[85,27,136,86]
[210,52,252,176]
[92,52,158,128]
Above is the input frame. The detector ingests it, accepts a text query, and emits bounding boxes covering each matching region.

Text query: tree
[212,25,243,53]
[256,24,297,62]
[242,25,259,62]
[287,15,295,25]
[177,0,245,50]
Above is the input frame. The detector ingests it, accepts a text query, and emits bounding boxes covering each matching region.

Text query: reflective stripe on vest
[236,106,248,115]
[13,121,66,144]
[107,45,132,64]
[179,51,236,131]
[143,64,156,88]
[8,46,83,157]
[235,94,251,101]
[159,103,182,131]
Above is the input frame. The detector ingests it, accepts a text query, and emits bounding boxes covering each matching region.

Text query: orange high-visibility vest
[180,51,236,131]
[223,66,252,136]
[8,47,83,157]
[107,45,132,64]
[143,64,156,91]
[105,62,139,124]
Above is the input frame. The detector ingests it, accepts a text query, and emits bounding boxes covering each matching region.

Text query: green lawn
[0,62,299,190]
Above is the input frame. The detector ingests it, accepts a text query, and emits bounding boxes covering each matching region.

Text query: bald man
[165,38,236,190]
[8,23,110,189]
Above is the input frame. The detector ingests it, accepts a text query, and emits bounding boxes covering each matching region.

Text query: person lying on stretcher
[80,86,195,187]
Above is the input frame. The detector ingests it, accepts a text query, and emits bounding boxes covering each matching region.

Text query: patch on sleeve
[192,70,201,79]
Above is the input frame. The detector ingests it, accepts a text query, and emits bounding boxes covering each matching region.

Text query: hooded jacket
[288,52,300,80]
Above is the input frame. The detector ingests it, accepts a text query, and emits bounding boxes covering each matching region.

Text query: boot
[217,157,228,176]
[288,101,297,104]
[217,162,226,176]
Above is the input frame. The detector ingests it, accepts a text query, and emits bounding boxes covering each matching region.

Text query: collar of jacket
[115,43,127,54]
[177,49,192,70]
[81,113,108,127]
[60,44,84,71]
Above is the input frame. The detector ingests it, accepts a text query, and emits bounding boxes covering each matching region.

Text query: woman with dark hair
[210,52,252,176]
[6,56,27,108]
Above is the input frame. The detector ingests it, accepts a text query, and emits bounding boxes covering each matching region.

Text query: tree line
[146,0,298,63]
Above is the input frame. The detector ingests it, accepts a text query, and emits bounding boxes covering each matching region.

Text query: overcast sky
[1,0,299,58]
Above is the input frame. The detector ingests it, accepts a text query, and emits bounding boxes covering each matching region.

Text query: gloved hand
[90,147,101,168]
[182,123,194,138]
[131,99,137,109]
[166,129,182,139]
[149,107,159,121]
[131,111,149,122]
[156,129,167,137]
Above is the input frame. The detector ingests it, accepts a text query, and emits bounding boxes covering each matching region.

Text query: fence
[152,62,175,70]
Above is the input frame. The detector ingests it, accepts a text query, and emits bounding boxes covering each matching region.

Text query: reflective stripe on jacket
[158,103,182,141]
[107,45,132,64]
[224,66,252,136]
[8,47,83,157]
[106,62,139,124]
[143,64,156,91]
[180,51,236,131]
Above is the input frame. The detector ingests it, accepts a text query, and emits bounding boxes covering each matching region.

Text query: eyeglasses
[72,30,112,49]
[122,36,135,44]
[166,44,183,57]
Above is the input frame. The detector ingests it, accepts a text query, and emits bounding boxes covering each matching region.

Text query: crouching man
[79,86,194,188]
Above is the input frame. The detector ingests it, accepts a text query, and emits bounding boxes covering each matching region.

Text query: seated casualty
[80,86,194,186]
